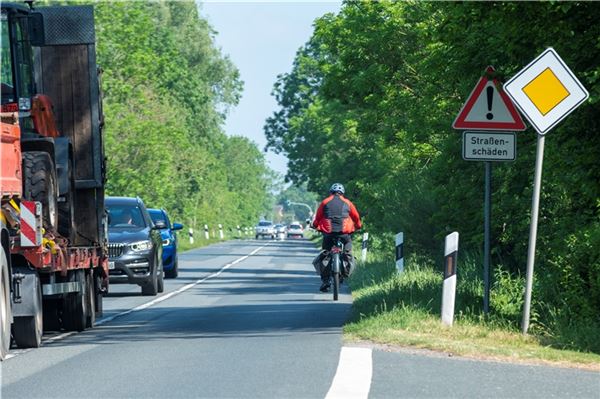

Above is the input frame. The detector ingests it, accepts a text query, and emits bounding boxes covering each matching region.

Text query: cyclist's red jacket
[313,194,362,234]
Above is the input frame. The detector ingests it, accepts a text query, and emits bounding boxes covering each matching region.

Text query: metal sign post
[483,162,491,314]
[504,48,589,334]
[521,134,545,333]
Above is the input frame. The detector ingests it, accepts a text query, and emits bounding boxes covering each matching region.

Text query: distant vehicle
[287,223,304,239]
[274,224,287,234]
[148,208,183,279]
[255,221,276,239]
[106,197,164,295]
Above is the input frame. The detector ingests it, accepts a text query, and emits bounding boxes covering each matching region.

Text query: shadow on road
[45,259,351,346]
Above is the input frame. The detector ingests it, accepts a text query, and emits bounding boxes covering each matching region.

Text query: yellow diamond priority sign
[504,48,588,135]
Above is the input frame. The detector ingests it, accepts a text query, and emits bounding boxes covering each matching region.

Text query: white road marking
[325,346,373,399]
[5,243,268,360]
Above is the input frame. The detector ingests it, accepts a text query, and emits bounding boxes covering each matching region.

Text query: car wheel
[165,258,178,279]
[141,261,158,296]
[157,261,164,293]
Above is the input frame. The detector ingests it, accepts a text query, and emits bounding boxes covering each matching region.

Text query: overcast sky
[199,1,341,177]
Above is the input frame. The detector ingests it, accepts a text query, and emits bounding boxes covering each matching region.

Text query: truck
[1,2,108,359]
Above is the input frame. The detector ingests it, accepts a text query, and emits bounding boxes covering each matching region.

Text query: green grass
[345,253,600,370]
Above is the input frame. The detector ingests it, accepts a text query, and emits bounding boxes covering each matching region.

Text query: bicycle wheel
[332,253,340,301]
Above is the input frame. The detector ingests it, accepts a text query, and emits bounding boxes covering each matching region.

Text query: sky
[199,1,342,177]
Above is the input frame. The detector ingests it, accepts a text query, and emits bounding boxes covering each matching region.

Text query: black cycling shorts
[322,233,352,253]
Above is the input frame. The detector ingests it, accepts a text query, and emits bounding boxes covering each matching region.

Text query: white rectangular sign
[462,131,516,162]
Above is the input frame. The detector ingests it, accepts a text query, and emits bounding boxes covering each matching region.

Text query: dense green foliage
[266,1,600,351]
[39,0,270,231]
[94,1,271,230]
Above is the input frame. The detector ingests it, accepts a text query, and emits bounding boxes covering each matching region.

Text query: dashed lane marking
[325,346,373,399]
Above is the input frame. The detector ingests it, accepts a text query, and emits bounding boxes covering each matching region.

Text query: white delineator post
[218,224,224,239]
[395,232,404,273]
[361,232,369,262]
[441,232,459,326]
[204,224,209,240]
[188,228,194,244]
[237,225,241,238]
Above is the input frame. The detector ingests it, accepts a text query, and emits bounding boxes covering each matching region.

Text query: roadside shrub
[490,267,524,323]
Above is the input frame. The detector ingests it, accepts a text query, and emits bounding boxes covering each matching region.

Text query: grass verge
[345,253,600,371]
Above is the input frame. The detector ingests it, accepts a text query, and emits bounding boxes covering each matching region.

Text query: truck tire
[0,248,12,359]
[42,298,61,332]
[62,270,88,332]
[58,157,76,240]
[12,273,43,348]
[94,273,103,318]
[85,271,95,328]
[23,151,59,231]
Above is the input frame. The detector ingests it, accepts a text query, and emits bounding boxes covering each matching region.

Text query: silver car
[274,224,287,234]
[286,223,304,239]
[255,221,276,239]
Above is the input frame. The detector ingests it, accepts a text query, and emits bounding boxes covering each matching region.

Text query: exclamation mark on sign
[486,86,494,120]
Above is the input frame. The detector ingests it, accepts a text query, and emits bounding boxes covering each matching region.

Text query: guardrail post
[361,232,369,262]
[441,232,459,326]
[395,232,404,273]
[204,224,209,240]
[188,228,194,244]
[218,224,224,239]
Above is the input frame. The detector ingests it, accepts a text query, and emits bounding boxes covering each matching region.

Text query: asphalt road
[1,239,599,398]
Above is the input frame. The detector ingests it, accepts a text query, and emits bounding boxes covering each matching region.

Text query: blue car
[148,208,183,278]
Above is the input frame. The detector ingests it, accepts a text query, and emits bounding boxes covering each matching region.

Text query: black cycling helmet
[329,183,345,195]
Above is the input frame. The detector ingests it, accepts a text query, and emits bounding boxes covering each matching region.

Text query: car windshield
[258,221,272,227]
[148,209,170,229]
[290,224,302,230]
[107,205,146,228]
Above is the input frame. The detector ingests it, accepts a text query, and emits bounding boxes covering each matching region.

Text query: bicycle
[327,236,344,301]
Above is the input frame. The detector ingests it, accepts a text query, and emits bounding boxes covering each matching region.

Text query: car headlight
[162,238,171,246]
[129,240,153,252]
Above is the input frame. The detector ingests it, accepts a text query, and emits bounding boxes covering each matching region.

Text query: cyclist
[312,183,362,292]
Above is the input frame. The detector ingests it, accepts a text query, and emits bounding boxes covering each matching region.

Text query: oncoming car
[255,220,275,239]
[148,208,183,279]
[106,197,164,295]
[287,223,304,239]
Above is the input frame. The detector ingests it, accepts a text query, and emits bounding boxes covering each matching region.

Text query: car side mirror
[172,223,183,231]
[154,220,167,229]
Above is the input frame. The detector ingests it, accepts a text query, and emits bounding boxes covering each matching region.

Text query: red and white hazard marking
[20,201,41,247]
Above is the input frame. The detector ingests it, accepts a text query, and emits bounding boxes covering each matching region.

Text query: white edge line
[5,243,268,360]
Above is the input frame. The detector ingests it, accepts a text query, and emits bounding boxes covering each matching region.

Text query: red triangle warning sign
[453,66,526,131]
